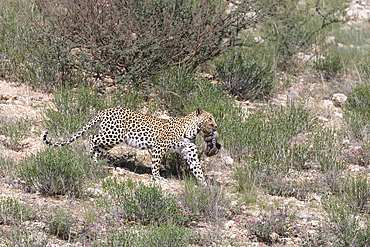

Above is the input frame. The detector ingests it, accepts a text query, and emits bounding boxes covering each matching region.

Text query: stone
[334,112,343,118]
[342,139,350,144]
[230,233,237,239]
[318,116,329,122]
[311,220,320,226]
[332,93,347,107]
[322,100,334,108]
[86,188,104,197]
[223,156,234,165]
[287,89,299,105]
[225,220,235,229]
[270,232,279,242]
[324,36,336,45]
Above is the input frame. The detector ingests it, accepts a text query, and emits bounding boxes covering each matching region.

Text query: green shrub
[263,178,330,200]
[238,106,313,181]
[215,46,275,100]
[18,146,102,197]
[99,178,190,225]
[322,195,370,246]
[0,197,35,225]
[0,0,76,91]
[259,0,346,70]
[79,219,191,247]
[299,229,330,247]
[313,51,343,76]
[179,177,229,224]
[0,223,50,247]
[332,24,370,75]
[44,207,77,240]
[243,211,295,244]
[235,105,343,199]
[234,168,258,203]
[0,155,16,178]
[341,175,370,213]
[0,117,33,151]
[136,223,192,247]
[344,84,370,140]
[343,147,370,167]
[360,53,370,78]
[81,222,135,247]
[312,128,344,173]
[188,228,229,246]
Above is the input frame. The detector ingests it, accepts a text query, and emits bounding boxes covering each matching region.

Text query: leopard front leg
[181,143,205,184]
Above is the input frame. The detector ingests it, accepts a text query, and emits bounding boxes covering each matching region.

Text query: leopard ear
[196,108,204,116]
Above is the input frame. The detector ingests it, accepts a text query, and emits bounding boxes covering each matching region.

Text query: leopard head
[196,108,217,135]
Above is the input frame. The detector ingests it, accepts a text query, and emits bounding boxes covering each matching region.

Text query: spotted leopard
[41,107,220,183]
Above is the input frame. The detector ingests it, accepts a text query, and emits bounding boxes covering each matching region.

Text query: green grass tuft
[18,146,105,197]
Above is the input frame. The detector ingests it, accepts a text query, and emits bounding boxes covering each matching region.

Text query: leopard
[41,107,220,184]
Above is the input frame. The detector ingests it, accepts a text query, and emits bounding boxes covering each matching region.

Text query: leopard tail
[41,114,102,147]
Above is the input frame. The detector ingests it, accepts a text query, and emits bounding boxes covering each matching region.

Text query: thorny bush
[35,0,278,85]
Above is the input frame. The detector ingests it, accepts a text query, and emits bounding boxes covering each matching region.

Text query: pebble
[230,233,237,239]
[225,220,235,229]
[317,116,329,122]
[311,220,320,226]
[223,156,234,165]
[332,93,347,108]
[334,112,343,118]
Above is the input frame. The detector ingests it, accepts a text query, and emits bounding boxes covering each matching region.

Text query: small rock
[0,135,7,142]
[251,210,260,217]
[86,188,104,196]
[291,133,310,145]
[295,201,306,208]
[270,232,279,242]
[287,89,299,105]
[324,36,336,45]
[223,156,234,165]
[318,116,329,122]
[322,100,334,108]
[332,93,347,108]
[13,100,23,105]
[230,233,237,239]
[342,139,350,144]
[281,237,295,245]
[313,194,321,201]
[311,220,320,226]
[225,220,235,229]
[334,112,343,118]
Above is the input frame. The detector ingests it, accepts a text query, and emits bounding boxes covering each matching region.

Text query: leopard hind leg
[89,135,110,162]
[150,147,165,182]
